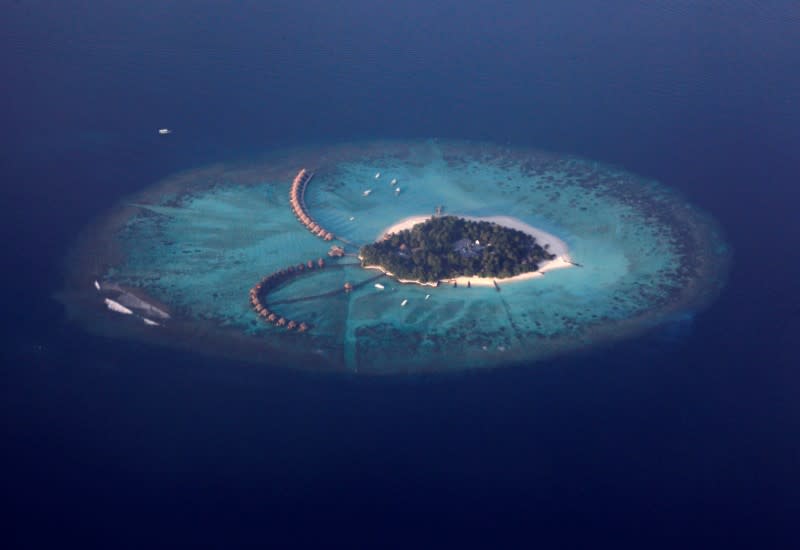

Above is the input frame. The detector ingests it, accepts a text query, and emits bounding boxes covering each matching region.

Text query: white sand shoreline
[365,214,574,287]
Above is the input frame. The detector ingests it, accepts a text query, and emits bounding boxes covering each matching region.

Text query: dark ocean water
[2,1,799,546]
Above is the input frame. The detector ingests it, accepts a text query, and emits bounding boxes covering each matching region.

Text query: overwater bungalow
[287,320,297,330]
[267,313,277,322]
[344,282,353,292]
[298,322,309,332]
[317,258,325,268]
[307,260,314,269]
[276,317,287,327]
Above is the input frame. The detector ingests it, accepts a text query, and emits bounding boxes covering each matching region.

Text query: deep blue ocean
[2,1,799,546]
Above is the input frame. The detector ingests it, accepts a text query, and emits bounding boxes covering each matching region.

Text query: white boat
[104,298,133,315]
[158,128,171,135]
[349,216,355,221]
[374,283,385,290]
[425,294,430,300]
[390,178,397,186]
[400,299,408,307]
[374,172,381,179]
[395,187,401,195]
[93,280,101,291]
[142,318,160,326]
[363,189,372,196]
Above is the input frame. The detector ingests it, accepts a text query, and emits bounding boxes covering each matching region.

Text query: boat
[363,189,372,196]
[349,216,355,221]
[142,318,160,326]
[395,187,401,195]
[425,294,430,300]
[93,280,101,291]
[390,178,397,186]
[158,128,171,135]
[374,283,385,290]
[374,172,381,179]
[400,299,408,307]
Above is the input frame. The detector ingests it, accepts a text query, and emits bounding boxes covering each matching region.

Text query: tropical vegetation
[359,216,555,282]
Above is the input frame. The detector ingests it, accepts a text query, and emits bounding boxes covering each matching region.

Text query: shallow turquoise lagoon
[61,140,729,374]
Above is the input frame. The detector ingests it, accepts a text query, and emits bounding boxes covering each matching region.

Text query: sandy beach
[365,215,575,287]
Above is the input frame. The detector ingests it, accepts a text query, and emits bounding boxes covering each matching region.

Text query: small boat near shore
[374,283,385,290]
[374,172,381,179]
[400,299,408,307]
[363,189,372,196]
[158,128,171,135]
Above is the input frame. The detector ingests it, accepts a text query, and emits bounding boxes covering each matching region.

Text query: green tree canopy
[359,216,556,283]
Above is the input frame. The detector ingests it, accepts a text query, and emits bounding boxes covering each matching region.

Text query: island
[59,139,730,374]
[360,215,562,285]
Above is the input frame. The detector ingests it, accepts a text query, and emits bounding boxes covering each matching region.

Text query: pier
[249,257,330,332]
[289,169,335,242]
[249,168,371,333]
